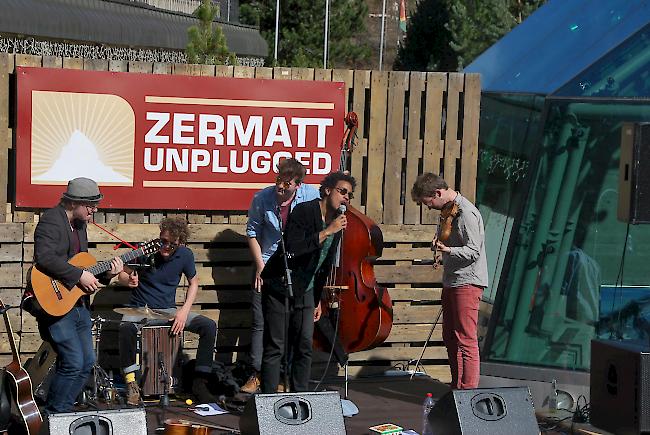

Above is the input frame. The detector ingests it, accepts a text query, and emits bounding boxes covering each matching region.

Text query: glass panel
[465,0,650,94]
[476,93,545,304]
[554,24,650,97]
[486,99,650,371]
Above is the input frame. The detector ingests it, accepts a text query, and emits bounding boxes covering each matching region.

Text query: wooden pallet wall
[0,52,481,383]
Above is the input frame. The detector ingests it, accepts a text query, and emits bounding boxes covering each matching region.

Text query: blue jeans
[38,306,94,414]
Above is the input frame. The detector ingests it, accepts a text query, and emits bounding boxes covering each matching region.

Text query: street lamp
[274,0,280,63]
[324,0,330,68]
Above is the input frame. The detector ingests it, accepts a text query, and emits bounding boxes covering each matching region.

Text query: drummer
[116,217,218,405]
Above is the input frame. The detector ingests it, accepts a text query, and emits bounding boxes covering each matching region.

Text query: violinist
[411,173,488,390]
[260,171,354,393]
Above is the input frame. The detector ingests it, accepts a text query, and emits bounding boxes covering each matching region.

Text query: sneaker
[192,378,218,404]
[240,372,261,394]
[126,381,141,406]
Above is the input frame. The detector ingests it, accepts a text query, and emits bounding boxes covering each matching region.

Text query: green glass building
[465,1,650,379]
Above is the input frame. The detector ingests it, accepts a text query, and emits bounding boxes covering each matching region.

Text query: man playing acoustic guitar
[25,177,123,414]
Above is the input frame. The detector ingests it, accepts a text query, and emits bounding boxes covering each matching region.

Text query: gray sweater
[440,193,489,289]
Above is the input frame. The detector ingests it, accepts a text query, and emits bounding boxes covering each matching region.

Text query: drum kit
[27,306,180,406]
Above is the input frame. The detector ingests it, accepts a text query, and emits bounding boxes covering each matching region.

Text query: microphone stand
[276,207,293,394]
[156,353,170,432]
[332,205,358,417]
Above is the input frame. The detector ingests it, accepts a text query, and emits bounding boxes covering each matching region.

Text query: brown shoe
[276,383,290,393]
[241,372,261,394]
[126,381,141,406]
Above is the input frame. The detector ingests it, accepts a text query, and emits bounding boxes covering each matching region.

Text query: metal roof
[464,0,650,94]
[0,0,268,58]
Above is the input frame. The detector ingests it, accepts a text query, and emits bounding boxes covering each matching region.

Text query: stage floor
[43,374,613,434]
[140,374,453,434]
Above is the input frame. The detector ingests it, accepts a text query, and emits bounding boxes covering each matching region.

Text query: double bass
[315,113,393,354]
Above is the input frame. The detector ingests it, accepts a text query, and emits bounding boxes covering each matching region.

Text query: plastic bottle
[548,379,558,412]
[422,392,435,435]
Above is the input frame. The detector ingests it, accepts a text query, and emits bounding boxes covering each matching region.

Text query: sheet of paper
[192,402,229,416]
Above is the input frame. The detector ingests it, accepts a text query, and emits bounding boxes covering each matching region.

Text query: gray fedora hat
[62,177,103,202]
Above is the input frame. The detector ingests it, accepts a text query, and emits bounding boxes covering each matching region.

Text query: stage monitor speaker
[24,340,57,404]
[590,339,650,435]
[47,408,147,435]
[427,387,539,435]
[239,391,346,435]
[618,122,650,223]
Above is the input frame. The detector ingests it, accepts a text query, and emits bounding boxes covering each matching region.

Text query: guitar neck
[1,302,20,364]
[86,248,146,277]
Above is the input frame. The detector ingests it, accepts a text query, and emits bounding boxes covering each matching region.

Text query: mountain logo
[30,91,135,186]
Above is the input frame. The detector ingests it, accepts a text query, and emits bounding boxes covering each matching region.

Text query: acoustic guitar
[164,418,240,434]
[0,299,42,435]
[30,239,160,317]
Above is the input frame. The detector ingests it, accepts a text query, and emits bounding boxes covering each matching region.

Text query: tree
[395,0,545,71]
[240,0,371,68]
[447,0,516,69]
[394,0,456,71]
[186,0,237,65]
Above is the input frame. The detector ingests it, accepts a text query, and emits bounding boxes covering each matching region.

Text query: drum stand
[87,316,120,406]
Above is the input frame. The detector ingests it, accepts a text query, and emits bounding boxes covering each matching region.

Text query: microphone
[338,204,347,215]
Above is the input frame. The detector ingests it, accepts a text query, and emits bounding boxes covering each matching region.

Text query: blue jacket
[246,183,320,263]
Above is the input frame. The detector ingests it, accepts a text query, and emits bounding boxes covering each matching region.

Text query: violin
[432,201,461,268]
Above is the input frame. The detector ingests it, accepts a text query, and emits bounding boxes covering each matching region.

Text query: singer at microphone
[258,171,356,394]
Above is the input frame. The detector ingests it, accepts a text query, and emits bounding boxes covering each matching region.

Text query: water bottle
[422,392,435,435]
[548,379,558,412]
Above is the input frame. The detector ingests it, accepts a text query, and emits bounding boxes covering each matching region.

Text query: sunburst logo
[30,91,135,186]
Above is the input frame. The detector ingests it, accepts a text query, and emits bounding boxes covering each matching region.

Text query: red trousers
[441,285,483,389]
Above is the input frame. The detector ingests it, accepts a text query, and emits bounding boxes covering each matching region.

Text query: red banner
[15,67,345,210]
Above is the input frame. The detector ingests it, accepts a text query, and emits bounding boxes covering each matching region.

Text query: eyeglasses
[160,239,180,249]
[335,187,354,199]
[84,205,98,213]
[275,177,297,189]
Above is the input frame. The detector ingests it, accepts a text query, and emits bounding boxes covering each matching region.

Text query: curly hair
[159,217,190,244]
[411,173,448,201]
[319,171,356,198]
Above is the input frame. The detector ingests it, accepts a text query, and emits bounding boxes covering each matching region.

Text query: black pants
[119,313,217,375]
[261,289,315,393]
[315,310,348,366]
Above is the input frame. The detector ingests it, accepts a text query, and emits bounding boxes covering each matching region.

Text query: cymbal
[113,306,173,320]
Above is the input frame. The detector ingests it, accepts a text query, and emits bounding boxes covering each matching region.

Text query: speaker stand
[340,364,358,417]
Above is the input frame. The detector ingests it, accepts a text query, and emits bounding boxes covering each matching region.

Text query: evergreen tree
[447,0,516,69]
[186,0,236,65]
[394,0,456,71]
[240,0,371,68]
[395,0,545,71]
